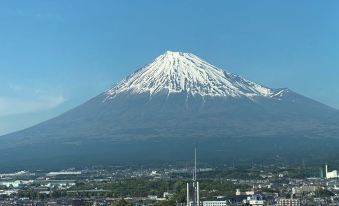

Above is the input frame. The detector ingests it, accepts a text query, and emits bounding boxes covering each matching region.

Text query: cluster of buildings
[0,170,78,199]
[0,161,339,206]
[186,163,339,206]
[186,149,281,206]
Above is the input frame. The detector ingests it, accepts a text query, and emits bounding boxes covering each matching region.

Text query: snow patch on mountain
[105,51,280,100]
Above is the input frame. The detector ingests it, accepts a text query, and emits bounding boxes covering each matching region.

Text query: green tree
[112,199,132,206]
[154,200,176,206]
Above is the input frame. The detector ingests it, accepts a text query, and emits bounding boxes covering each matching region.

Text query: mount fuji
[1,51,339,169]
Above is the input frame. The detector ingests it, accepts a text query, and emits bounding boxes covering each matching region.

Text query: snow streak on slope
[106,51,274,99]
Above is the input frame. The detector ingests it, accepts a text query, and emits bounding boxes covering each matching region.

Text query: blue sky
[0,0,338,135]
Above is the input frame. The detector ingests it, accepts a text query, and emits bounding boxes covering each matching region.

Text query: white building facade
[277,198,301,206]
[325,164,338,179]
[202,201,228,206]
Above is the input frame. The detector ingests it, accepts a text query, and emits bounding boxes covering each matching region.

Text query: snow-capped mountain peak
[106,51,275,99]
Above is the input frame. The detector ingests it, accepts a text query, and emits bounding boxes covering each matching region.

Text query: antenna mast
[187,145,200,206]
[194,146,197,181]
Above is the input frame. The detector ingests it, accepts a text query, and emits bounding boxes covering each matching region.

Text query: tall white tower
[187,146,200,206]
[325,164,328,179]
[187,183,190,206]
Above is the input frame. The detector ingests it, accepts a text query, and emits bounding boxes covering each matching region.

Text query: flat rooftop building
[277,198,301,206]
[202,201,228,206]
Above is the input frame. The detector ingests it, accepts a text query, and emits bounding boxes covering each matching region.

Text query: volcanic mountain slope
[1,51,339,169]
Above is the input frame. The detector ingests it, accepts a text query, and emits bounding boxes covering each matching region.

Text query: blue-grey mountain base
[1,52,339,170]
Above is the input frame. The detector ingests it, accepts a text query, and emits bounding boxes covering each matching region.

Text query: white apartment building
[277,198,301,206]
[202,200,228,206]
